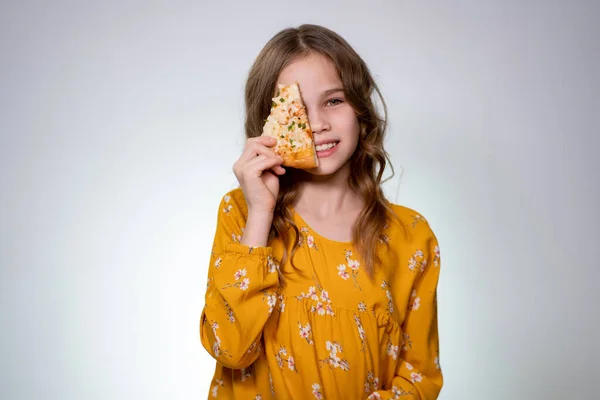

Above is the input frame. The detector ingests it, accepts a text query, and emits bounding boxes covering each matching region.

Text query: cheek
[334,109,360,140]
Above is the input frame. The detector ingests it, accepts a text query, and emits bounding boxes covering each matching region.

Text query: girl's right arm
[200,136,284,370]
[199,190,280,370]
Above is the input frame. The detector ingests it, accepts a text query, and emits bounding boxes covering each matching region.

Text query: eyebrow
[321,87,344,97]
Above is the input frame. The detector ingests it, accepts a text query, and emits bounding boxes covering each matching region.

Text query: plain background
[1,0,598,399]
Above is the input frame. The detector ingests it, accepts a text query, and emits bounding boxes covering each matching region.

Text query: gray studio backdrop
[1,1,598,399]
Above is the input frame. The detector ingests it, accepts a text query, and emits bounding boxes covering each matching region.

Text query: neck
[292,164,363,217]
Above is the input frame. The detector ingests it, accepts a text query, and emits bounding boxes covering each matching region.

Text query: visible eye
[325,98,344,107]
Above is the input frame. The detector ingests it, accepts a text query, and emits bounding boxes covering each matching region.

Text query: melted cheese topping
[262,83,314,152]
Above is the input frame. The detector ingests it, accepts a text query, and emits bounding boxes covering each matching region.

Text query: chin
[307,167,336,176]
[306,159,350,177]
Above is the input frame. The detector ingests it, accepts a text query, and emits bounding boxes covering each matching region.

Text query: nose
[306,107,330,135]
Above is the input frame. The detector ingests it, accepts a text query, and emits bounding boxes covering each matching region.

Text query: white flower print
[299,227,319,250]
[364,371,380,394]
[222,270,250,291]
[380,280,395,314]
[263,292,277,314]
[358,301,367,312]
[405,362,414,371]
[208,321,231,359]
[275,346,298,373]
[325,304,334,315]
[410,372,423,383]
[408,257,417,271]
[277,294,286,313]
[255,395,263,400]
[267,256,279,273]
[269,372,275,396]
[212,342,220,357]
[411,214,422,228]
[222,195,232,214]
[387,342,399,360]
[224,301,235,323]
[402,333,413,351]
[433,245,441,267]
[314,302,334,316]
[348,259,360,271]
[223,204,233,214]
[312,383,323,399]
[231,232,242,243]
[354,314,366,351]
[420,258,427,272]
[287,356,296,371]
[319,341,350,371]
[234,269,247,281]
[408,249,426,273]
[367,393,382,400]
[214,257,222,268]
[337,264,350,280]
[211,378,224,398]
[297,284,335,317]
[240,367,252,382]
[211,321,221,356]
[315,302,325,315]
[343,249,362,290]
[247,340,261,354]
[298,321,314,345]
[410,296,421,311]
[392,386,413,398]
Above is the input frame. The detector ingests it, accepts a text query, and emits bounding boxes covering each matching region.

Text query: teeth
[316,142,337,152]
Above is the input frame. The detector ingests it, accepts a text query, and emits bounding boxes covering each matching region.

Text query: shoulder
[386,202,438,246]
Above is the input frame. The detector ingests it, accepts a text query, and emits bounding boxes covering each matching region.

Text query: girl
[200,24,443,399]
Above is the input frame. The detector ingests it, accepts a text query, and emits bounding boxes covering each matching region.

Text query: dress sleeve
[369,227,443,399]
[199,191,280,369]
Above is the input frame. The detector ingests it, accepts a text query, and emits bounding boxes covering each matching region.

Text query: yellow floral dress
[200,188,443,399]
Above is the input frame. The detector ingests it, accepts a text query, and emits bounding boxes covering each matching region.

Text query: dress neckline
[288,206,354,246]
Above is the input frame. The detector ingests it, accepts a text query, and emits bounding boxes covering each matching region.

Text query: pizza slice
[261,82,319,169]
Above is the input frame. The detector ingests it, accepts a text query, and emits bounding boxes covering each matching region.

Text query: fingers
[239,136,279,162]
[272,165,286,175]
[234,152,285,180]
[251,135,277,147]
[246,154,284,175]
[233,136,287,180]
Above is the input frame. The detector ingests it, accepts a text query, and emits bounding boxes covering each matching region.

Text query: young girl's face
[277,53,360,177]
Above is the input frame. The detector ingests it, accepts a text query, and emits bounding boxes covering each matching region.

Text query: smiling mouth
[315,141,339,152]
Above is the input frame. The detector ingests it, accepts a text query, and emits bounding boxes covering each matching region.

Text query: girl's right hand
[233,136,286,216]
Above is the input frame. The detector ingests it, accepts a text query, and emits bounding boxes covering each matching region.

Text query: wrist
[241,210,274,247]
[246,208,274,223]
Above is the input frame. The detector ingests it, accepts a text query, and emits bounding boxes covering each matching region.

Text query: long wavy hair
[244,24,400,280]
